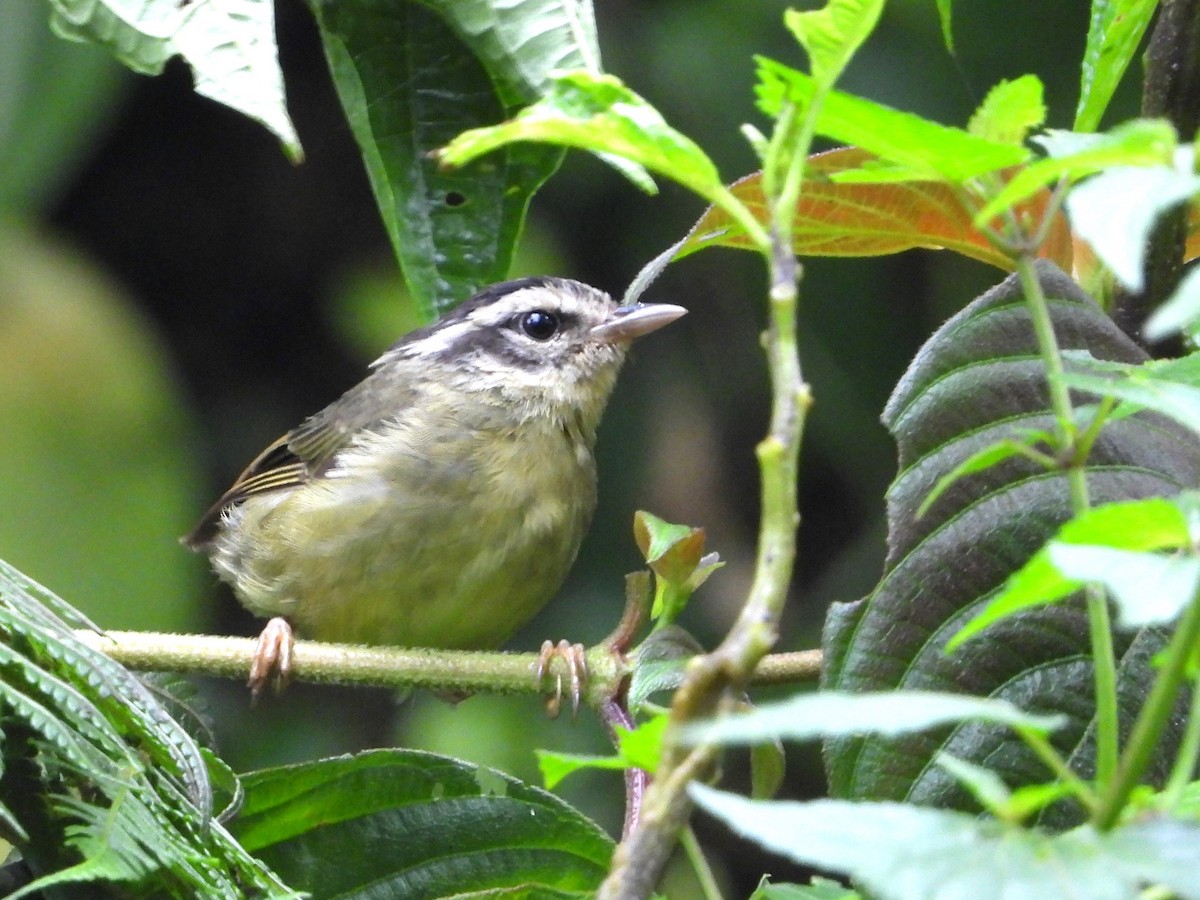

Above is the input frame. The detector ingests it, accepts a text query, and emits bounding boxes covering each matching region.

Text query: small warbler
[185,276,686,695]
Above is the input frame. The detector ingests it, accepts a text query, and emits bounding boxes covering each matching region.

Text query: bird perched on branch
[185,276,686,698]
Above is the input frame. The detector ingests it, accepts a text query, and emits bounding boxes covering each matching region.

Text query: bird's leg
[249,616,294,700]
[536,639,587,718]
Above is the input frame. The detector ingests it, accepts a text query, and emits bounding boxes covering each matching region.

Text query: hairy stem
[73,630,821,695]
[1014,255,1118,787]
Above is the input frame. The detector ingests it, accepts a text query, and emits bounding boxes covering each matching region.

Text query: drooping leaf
[822,262,1200,819]
[1075,0,1159,132]
[692,785,1200,900]
[47,0,299,158]
[440,70,718,202]
[310,0,591,320]
[234,749,612,898]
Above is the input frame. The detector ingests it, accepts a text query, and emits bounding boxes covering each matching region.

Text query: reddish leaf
[680,147,1072,272]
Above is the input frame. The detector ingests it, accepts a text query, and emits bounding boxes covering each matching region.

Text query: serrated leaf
[1075,0,1159,132]
[752,877,861,899]
[784,0,884,90]
[441,70,720,201]
[1048,544,1200,628]
[822,262,1200,817]
[48,0,299,158]
[234,749,612,898]
[678,148,1072,271]
[967,76,1045,145]
[754,59,1028,183]
[1062,357,1200,435]
[691,786,1200,900]
[681,691,1063,746]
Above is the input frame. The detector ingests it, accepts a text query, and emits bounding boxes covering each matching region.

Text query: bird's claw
[249,617,294,701]
[536,639,587,719]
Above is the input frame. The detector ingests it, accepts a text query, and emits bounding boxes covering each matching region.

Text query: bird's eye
[519,309,560,341]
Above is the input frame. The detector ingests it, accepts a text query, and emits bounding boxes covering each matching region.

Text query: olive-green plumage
[186,277,684,658]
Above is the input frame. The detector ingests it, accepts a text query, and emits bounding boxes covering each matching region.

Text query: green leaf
[1066,161,1200,292]
[1062,356,1200,435]
[691,786,1200,900]
[310,1,580,320]
[967,76,1046,145]
[440,70,722,202]
[975,119,1177,225]
[751,876,862,900]
[681,691,1064,746]
[628,626,701,711]
[935,0,955,55]
[47,0,299,159]
[1075,0,1159,132]
[0,559,294,897]
[784,0,885,90]
[1047,544,1200,628]
[916,431,1055,518]
[754,58,1028,183]
[537,751,628,791]
[1145,264,1200,342]
[949,496,1194,648]
[933,753,1011,815]
[234,749,612,898]
[823,262,1200,817]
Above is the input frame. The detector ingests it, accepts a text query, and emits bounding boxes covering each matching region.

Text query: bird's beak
[590,303,688,343]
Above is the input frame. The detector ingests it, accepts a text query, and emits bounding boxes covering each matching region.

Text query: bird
[184,276,686,698]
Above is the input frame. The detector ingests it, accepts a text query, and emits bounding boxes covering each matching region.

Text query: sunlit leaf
[1075,0,1159,132]
[968,76,1045,145]
[1145,264,1200,342]
[440,70,720,201]
[692,786,1200,900]
[755,59,1028,182]
[678,148,1072,270]
[681,691,1064,746]
[784,0,884,89]
[1047,543,1200,628]
[976,119,1178,225]
[949,496,1194,649]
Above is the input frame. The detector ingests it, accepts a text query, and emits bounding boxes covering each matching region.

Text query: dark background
[0,0,1128,893]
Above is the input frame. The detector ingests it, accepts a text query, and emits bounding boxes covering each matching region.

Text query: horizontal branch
[73,630,822,701]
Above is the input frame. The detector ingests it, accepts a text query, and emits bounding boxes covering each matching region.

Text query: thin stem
[74,630,822,695]
[680,825,723,900]
[1093,586,1200,829]
[1161,670,1200,809]
[1015,726,1099,814]
[1013,254,1119,787]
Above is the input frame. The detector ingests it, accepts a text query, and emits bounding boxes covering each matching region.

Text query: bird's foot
[536,639,587,719]
[249,617,294,700]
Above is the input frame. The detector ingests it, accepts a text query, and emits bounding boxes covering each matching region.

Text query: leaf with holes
[310,0,599,320]
[821,261,1200,823]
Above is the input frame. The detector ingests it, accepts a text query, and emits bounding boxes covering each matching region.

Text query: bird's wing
[183,377,412,549]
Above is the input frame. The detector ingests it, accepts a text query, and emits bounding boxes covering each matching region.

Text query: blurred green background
[0,0,1134,893]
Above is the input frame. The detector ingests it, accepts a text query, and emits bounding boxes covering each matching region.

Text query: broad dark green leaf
[309,0,591,320]
[822,262,1200,820]
[234,749,613,898]
[692,785,1200,900]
